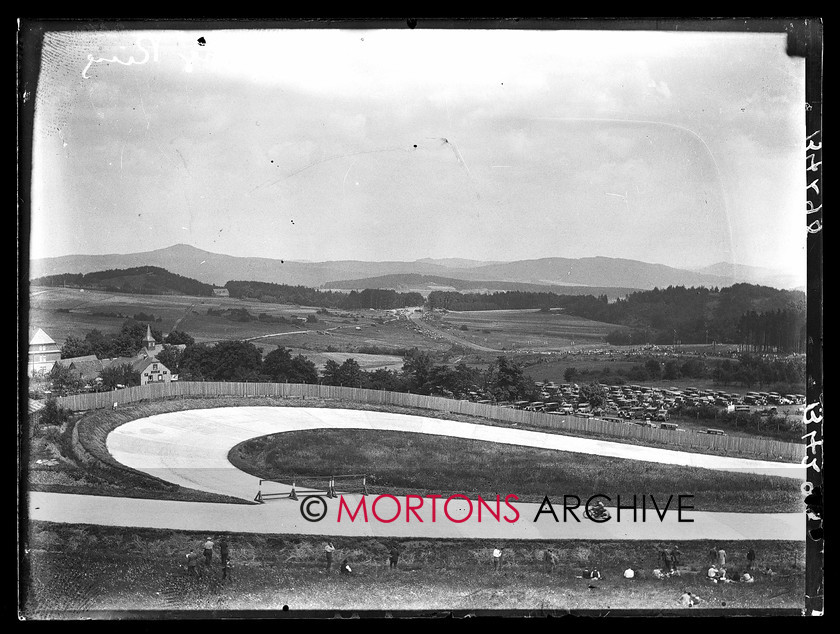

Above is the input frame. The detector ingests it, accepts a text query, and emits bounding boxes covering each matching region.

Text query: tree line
[225,281,424,310]
[431,284,805,353]
[170,342,537,403]
[563,354,804,391]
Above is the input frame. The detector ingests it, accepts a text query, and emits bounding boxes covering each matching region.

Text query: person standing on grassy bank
[324,541,335,573]
[493,547,503,572]
[185,549,199,577]
[389,544,400,569]
[222,556,233,581]
[203,537,215,566]
[544,549,558,573]
[746,547,756,571]
[219,536,229,567]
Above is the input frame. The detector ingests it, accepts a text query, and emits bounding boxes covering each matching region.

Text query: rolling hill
[30,266,215,296]
[28,244,803,291]
[323,273,638,299]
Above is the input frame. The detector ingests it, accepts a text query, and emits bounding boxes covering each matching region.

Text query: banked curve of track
[30,407,805,541]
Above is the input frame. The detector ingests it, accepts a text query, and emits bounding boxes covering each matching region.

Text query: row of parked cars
[463,382,806,437]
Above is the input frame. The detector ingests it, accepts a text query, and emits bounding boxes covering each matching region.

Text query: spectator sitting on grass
[679,590,701,607]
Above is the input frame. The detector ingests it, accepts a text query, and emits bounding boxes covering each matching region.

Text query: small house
[132,356,172,385]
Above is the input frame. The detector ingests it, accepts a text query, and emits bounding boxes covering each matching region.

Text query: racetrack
[29,407,805,541]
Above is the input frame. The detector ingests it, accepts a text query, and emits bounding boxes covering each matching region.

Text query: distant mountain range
[693,262,806,292]
[28,244,806,292]
[323,273,639,299]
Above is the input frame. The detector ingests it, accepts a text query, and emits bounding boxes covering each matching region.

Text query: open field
[428,309,625,352]
[259,319,451,356]
[521,353,805,404]
[229,429,801,513]
[28,286,446,355]
[21,523,805,614]
[285,349,403,372]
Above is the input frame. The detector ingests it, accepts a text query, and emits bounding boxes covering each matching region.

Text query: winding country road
[29,407,805,541]
[407,310,500,352]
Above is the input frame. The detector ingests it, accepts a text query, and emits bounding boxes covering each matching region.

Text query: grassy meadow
[229,429,801,513]
[429,309,624,352]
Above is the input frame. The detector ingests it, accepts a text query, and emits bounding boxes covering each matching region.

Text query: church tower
[143,325,156,352]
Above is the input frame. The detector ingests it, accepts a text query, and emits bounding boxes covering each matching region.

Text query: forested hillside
[31,266,215,297]
[428,284,806,353]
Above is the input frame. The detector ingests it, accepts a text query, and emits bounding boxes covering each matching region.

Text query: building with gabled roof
[28,328,62,376]
[56,355,105,383]
[132,356,173,385]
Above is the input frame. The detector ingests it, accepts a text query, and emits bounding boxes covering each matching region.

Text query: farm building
[213,288,229,297]
[56,355,105,383]
[28,328,63,377]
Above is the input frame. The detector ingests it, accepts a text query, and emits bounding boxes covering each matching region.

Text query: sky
[26,22,807,277]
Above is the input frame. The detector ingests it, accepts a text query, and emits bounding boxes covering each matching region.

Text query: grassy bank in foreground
[229,430,802,513]
[22,523,805,615]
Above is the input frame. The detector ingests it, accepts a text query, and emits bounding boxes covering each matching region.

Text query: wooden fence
[55,381,804,462]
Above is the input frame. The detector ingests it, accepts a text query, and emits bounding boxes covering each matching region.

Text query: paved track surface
[28,491,804,541]
[30,407,805,541]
